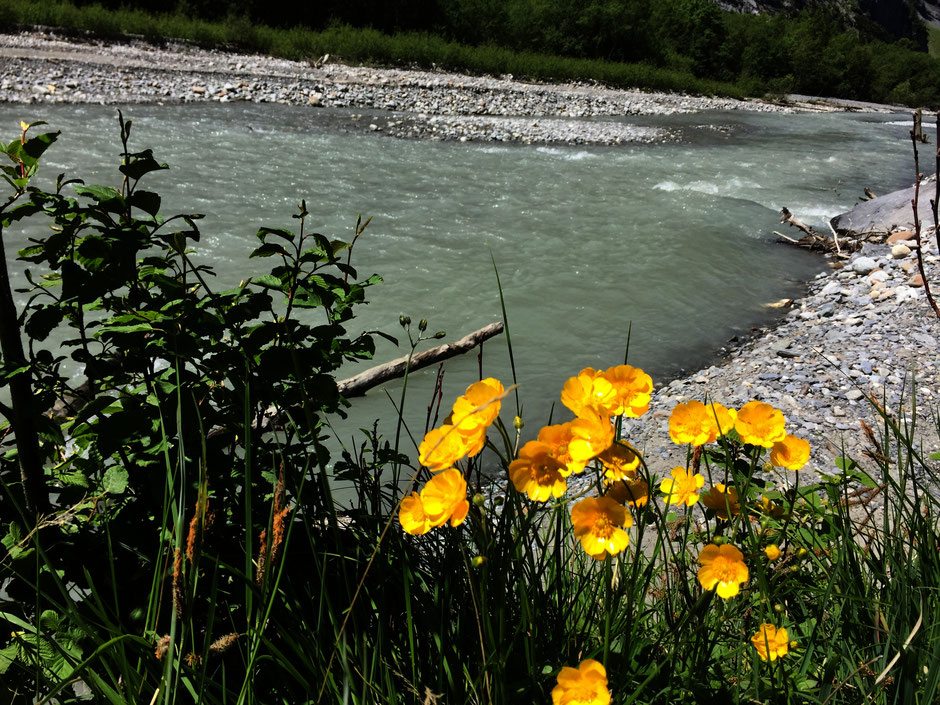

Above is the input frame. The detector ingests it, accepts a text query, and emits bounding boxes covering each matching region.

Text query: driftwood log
[337,321,504,398]
[775,207,859,256]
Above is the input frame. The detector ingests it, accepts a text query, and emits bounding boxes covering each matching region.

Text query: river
[0,103,923,466]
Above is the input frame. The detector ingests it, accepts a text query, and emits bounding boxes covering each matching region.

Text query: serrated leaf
[102,466,129,494]
[129,189,161,216]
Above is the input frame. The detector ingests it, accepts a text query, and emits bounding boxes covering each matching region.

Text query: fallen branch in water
[337,322,505,398]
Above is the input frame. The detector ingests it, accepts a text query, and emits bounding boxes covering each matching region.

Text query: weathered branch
[780,207,819,239]
[337,322,504,398]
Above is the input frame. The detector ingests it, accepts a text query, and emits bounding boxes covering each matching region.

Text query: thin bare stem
[910,113,940,319]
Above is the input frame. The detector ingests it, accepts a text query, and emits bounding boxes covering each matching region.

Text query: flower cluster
[400,378,505,535]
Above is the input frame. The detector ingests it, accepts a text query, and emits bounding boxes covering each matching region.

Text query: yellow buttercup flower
[418,424,471,471]
[420,468,470,528]
[606,478,649,508]
[399,492,432,535]
[701,483,740,520]
[697,543,749,598]
[602,364,653,418]
[659,467,705,507]
[764,544,782,561]
[735,400,786,447]
[551,658,611,705]
[669,400,737,446]
[508,441,568,501]
[770,434,810,471]
[568,411,615,465]
[537,422,585,475]
[597,441,640,483]
[561,368,617,418]
[751,623,790,661]
[451,377,504,433]
[571,496,632,560]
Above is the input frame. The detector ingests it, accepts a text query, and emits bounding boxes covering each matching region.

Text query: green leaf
[930,451,940,461]
[129,189,161,216]
[250,242,289,258]
[73,184,124,210]
[834,456,858,473]
[102,466,129,494]
[0,642,17,675]
[119,150,168,181]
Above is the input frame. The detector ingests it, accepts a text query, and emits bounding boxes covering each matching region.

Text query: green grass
[929,25,940,58]
[0,0,745,98]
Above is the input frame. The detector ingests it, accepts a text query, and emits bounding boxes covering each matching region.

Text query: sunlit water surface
[0,103,922,475]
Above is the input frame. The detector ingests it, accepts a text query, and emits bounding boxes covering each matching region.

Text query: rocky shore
[0,29,798,145]
[1,29,938,489]
[629,228,940,488]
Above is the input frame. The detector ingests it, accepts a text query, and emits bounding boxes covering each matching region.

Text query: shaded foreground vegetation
[2,117,940,704]
[4,0,940,106]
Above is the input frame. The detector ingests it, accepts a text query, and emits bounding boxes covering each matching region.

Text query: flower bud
[418,318,428,332]
[773,603,784,613]
[433,330,446,339]
[471,556,485,568]
[472,493,485,507]
[494,496,504,506]
[712,535,727,545]
[513,415,524,430]
[399,315,411,328]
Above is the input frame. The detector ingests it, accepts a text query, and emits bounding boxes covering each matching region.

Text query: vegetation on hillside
[3,0,940,106]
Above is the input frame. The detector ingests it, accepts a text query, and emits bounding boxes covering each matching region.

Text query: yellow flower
[508,441,568,501]
[571,496,633,560]
[668,400,737,446]
[561,368,617,418]
[751,623,790,661]
[451,377,505,433]
[551,658,611,705]
[764,544,782,561]
[697,543,749,598]
[659,467,705,507]
[701,483,740,520]
[537,422,585,475]
[418,424,472,471]
[756,495,788,519]
[399,492,432,535]
[568,411,615,465]
[770,434,810,471]
[606,478,649,508]
[734,401,786,447]
[597,441,640,483]
[602,364,653,418]
[420,469,470,528]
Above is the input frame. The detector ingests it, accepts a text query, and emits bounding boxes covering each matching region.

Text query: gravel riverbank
[0,29,799,145]
[1,29,938,488]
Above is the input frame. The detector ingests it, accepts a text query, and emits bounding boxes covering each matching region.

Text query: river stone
[886,230,915,243]
[831,179,936,235]
[910,274,925,287]
[852,257,878,275]
[845,389,864,401]
[891,244,911,259]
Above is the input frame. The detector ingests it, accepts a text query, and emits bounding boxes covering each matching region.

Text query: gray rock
[852,257,879,275]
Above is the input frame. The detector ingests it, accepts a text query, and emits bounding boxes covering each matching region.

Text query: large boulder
[830,175,937,235]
